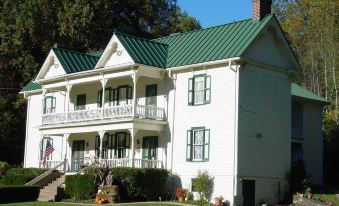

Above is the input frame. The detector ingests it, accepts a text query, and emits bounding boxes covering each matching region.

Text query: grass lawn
[1,202,199,206]
[316,194,339,205]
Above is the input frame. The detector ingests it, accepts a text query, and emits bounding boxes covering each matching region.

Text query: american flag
[44,140,54,158]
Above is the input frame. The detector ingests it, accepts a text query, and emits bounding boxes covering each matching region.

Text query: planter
[178,196,185,202]
[215,198,223,206]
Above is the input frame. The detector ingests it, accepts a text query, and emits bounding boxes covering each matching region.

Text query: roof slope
[21,81,42,92]
[115,32,168,68]
[52,48,100,73]
[154,15,273,68]
[291,83,327,104]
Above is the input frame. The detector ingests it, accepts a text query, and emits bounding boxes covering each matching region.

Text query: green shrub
[65,174,96,200]
[83,167,169,201]
[0,161,10,176]
[0,168,47,186]
[192,170,214,202]
[0,186,40,203]
[110,167,169,201]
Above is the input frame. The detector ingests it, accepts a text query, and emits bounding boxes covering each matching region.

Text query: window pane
[194,130,204,144]
[193,145,203,160]
[194,77,205,104]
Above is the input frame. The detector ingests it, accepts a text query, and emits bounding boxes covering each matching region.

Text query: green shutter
[97,90,102,108]
[186,130,192,161]
[188,78,194,105]
[205,76,211,103]
[203,129,210,161]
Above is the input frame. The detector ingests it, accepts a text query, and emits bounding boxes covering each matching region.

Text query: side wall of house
[24,93,43,168]
[302,101,323,184]
[170,64,237,203]
[238,65,291,205]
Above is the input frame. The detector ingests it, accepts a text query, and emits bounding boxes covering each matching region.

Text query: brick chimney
[253,0,272,20]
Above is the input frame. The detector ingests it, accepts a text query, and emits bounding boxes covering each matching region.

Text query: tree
[0,0,200,165]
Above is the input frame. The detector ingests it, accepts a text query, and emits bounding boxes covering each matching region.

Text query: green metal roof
[52,48,100,73]
[154,15,273,68]
[115,32,168,68]
[21,81,42,92]
[291,83,328,104]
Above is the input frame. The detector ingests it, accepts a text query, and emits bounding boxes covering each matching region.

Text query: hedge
[110,168,169,201]
[0,186,40,203]
[65,174,96,200]
[0,168,47,186]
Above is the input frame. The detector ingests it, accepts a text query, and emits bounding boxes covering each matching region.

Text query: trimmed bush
[0,168,47,186]
[109,167,169,201]
[65,174,96,200]
[0,186,40,203]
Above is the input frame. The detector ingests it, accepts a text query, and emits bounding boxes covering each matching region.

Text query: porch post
[41,88,47,118]
[65,84,72,123]
[39,134,44,168]
[129,128,137,168]
[132,70,139,117]
[100,74,107,120]
[98,130,106,162]
[63,133,70,173]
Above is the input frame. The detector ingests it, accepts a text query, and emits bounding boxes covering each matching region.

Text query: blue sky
[177,0,253,28]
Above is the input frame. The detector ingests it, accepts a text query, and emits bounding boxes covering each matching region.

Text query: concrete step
[38,175,65,202]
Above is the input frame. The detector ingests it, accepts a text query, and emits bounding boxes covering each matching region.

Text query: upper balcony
[40,69,168,127]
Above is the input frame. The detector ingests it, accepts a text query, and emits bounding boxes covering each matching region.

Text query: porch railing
[42,104,165,125]
[39,160,65,171]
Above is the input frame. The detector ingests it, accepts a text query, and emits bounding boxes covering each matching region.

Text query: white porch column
[39,134,44,168]
[63,133,70,173]
[98,130,106,161]
[41,88,47,120]
[129,128,138,168]
[100,75,107,120]
[132,70,139,117]
[65,84,73,123]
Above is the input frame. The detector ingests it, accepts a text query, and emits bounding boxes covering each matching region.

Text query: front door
[71,140,85,171]
[142,136,158,160]
[242,180,255,206]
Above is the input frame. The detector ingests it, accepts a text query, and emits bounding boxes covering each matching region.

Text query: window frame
[44,96,56,114]
[186,127,210,162]
[188,74,211,106]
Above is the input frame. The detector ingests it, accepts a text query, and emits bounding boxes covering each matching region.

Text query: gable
[96,33,168,69]
[243,17,301,72]
[36,50,66,80]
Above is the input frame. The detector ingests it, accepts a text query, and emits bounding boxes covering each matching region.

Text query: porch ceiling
[39,118,166,135]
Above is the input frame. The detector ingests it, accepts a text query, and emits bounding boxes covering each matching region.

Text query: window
[291,143,303,163]
[118,85,132,105]
[292,102,303,138]
[188,75,211,105]
[95,132,130,159]
[76,94,86,110]
[44,96,56,114]
[97,88,113,108]
[187,127,210,162]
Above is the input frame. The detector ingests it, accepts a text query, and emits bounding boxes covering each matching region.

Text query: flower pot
[178,196,185,202]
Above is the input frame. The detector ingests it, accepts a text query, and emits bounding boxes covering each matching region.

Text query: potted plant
[214,196,224,206]
[175,188,188,202]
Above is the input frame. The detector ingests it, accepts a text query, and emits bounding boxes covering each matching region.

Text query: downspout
[23,94,30,168]
[168,70,177,191]
[232,61,240,203]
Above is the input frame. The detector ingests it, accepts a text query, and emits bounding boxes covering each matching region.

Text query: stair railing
[25,160,66,186]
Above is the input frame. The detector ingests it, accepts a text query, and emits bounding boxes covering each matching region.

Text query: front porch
[39,127,167,172]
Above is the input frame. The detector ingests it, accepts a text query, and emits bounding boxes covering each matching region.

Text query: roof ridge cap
[114,32,169,47]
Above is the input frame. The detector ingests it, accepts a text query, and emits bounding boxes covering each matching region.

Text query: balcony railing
[292,128,303,140]
[42,104,165,125]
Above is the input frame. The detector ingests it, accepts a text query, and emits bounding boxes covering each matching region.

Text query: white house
[20,0,326,205]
